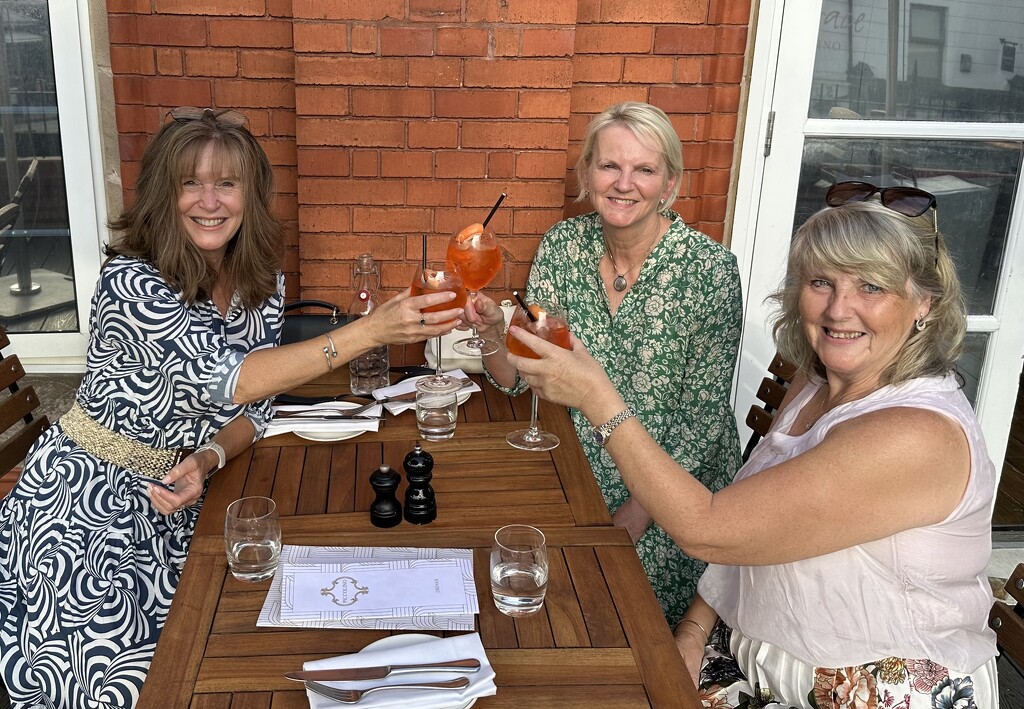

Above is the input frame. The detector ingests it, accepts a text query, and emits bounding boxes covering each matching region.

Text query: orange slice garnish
[456,223,485,244]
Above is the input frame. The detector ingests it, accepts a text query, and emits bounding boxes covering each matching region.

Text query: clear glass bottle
[348,253,389,394]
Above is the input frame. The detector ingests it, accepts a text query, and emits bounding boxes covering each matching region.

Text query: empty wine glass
[411,260,467,389]
[446,223,504,356]
[505,300,570,451]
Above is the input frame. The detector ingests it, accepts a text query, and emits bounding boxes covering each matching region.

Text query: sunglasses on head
[825,180,938,233]
[167,106,247,128]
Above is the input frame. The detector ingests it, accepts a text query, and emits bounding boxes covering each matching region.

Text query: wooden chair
[0,325,50,498]
[991,564,1024,677]
[741,352,797,462]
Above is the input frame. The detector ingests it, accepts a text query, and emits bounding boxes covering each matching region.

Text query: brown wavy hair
[107,113,282,308]
[769,200,966,386]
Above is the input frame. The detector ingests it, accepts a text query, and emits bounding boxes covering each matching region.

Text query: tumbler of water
[489,524,548,617]
[224,496,281,582]
[415,377,459,441]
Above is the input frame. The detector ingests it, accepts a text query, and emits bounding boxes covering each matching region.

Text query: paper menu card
[257,545,478,631]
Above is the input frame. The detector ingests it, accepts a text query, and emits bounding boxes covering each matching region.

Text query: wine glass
[447,223,504,356]
[505,300,571,451]
[411,260,468,388]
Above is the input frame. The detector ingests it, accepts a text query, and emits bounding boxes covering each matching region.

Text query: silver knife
[285,658,481,682]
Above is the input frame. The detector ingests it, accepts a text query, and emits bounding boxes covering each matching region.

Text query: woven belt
[59,403,193,478]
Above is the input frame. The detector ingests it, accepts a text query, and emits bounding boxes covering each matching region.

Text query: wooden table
[140,372,699,708]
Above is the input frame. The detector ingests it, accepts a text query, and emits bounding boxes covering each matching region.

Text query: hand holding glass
[410,260,468,389]
[490,524,548,617]
[505,301,571,451]
[447,223,504,356]
[224,496,281,582]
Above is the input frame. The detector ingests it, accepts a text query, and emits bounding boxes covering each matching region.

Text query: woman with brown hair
[0,108,461,708]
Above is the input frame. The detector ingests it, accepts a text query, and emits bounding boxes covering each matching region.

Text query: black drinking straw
[512,290,537,322]
[421,233,427,270]
[482,193,506,228]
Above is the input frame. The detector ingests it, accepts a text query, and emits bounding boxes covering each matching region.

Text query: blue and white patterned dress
[0,255,283,708]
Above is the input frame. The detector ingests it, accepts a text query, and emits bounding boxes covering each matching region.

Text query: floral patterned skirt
[697,622,998,709]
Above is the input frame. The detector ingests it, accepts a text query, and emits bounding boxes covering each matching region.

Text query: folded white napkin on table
[303,632,497,709]
[265,402,382,438]
[372,369,481,415]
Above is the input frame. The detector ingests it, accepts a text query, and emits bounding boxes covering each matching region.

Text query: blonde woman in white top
[502,185,999,708]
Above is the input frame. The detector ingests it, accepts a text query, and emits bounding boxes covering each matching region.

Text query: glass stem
[435,335,443,377]
[527,393,540,439]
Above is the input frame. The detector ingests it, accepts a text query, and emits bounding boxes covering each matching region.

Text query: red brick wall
[106,0,751,308]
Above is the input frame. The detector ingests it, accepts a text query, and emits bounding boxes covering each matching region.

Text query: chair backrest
[991,563,1024,669]
[741,352,797,462]
[11,158,38,206]
[0,326,49,486]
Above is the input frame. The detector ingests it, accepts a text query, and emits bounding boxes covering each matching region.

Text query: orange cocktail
[505,306,571,359]
[410,262,468,322]
[447,223,503,292]
[505,300,570,452]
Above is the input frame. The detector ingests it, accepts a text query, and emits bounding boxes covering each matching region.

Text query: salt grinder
[402,443,436,525]
[369,463,402,527]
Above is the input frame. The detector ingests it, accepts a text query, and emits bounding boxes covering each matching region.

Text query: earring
[581,188,588,198]
[659,198,666,205]
[914,319,927,332]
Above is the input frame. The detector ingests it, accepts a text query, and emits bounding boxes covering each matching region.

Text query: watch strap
[593,405,637,447]
[196,441,226,475]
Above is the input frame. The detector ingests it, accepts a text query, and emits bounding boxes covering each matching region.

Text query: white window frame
[5,0,106,371]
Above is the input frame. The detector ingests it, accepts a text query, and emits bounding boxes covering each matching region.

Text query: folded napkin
[372,370,481,415]
[304,633,497,709]
[265,402,382,439]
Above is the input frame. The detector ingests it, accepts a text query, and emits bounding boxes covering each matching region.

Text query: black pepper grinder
[369,464,402,527]
[402,443,436,525]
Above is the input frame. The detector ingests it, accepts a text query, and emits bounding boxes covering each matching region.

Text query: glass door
[0,0,102,364]
[732,0,1024,530]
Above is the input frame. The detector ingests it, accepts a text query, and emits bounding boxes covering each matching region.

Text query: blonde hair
[107,114,282,309]
[770,200,965,385]
[574,102,683,206]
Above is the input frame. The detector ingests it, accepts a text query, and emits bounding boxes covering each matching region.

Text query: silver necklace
[605,238,658,293]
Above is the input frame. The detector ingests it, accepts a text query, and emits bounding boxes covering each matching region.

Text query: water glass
[415,377,460,441]
[489,524,548,617]
[224,496,281,582]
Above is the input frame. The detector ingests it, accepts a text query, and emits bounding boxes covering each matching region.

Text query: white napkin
[265,402,382,438]
[303,633,497,709]
[372,370,481,415]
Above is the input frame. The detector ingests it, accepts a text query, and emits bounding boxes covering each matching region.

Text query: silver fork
[305,676,470,703]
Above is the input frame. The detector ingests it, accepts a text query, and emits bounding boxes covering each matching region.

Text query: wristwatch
[591,406,637,447]
[196,441,226,476]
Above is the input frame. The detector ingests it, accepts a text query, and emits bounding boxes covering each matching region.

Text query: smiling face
[799,271,930,386]
[584,124,676,236]
[177,142,244,267]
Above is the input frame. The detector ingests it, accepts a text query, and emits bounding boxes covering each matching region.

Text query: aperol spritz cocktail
[447,223,504,356]
[505,301,570,451]
[411,260,467,388]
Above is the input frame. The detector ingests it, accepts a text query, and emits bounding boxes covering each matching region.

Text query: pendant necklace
[605,236,660,293]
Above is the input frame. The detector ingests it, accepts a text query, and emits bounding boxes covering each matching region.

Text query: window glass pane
[793,137,1020,316]
[0,0,77,333]
[957,331,987,406]
[811,0,1024,122]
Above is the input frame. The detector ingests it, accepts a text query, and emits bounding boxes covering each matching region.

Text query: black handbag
[280,299,343,345]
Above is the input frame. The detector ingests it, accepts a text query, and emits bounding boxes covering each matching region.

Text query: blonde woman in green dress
[467,102,743,627]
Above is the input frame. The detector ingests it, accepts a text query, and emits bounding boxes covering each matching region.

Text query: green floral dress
[490,210,743,626]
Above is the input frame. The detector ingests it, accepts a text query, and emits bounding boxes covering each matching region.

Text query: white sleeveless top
[698,373,997,673]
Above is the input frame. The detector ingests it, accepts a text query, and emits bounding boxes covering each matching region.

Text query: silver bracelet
[324,332,338,359]
[322,345,334,372]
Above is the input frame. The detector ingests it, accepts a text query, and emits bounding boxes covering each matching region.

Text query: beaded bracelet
[678,618,709,644]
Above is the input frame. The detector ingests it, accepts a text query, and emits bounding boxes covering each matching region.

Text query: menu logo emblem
[320,576,369,607]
